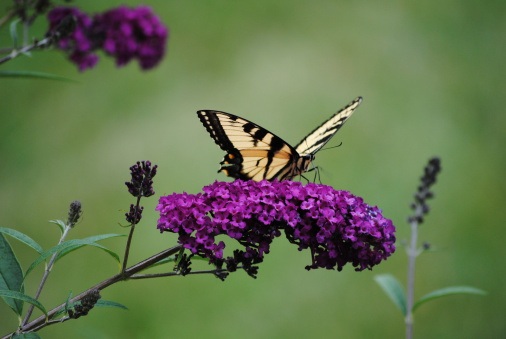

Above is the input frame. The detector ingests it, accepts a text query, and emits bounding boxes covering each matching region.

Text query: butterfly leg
[299,174,310,183]
[303,166,322,184]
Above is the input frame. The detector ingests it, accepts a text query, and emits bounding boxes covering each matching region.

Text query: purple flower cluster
[47,7,98,71]
[93,6,168,70]
[47,6,168,71]
[156,180,396,277]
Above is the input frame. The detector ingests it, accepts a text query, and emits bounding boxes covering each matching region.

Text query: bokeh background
[1,1,504,338]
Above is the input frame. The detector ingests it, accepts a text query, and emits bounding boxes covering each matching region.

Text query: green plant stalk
[0,34,54,65]
[21,223,73,327]
[405,214,420,339]
[5,245,183,337]
[122,195,142,272]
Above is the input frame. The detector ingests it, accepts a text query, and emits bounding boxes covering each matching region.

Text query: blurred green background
[1,1,505,338]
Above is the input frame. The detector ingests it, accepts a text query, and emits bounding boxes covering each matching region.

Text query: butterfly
[197,96,362,181]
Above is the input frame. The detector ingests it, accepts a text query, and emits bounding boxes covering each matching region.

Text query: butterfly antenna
[319,141,343,153]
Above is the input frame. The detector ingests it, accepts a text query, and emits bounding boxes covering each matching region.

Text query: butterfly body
[197,96,362,181]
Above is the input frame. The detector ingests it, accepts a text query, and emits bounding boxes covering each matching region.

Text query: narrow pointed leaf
[75,234,125,243]
[0,70,75,82]
[148,256,176,269]
[52,292,75,319]
[54,234,123,263]
[12,332,41,339]
[25,241,80,278]
[374,274,407,316]
[9,19,19,47]
[0,234,24,315]
[48,219,66,234]
[0,290,46,318]
[96,299,128,310]
[0,227,43,254]
[56,242,120,264]
[25,234,124,277]
[413,286,487,312]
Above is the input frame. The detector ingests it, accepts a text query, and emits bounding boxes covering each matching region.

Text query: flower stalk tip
[67,200,82,228]
[68,289,101,319]
[408,157,442,224]
[125,161,158,198]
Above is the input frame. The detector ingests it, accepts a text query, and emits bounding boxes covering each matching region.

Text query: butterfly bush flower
[47,6,168,71]
[156,181,396,278]
[47,7,98,71]
[93,6,168,70]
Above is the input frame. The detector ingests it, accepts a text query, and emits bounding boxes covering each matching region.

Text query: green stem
[405,210,421,339]
[122,195,142,272]
[7,245,182,337]
[0,35,53,65]
[21,224,73,327]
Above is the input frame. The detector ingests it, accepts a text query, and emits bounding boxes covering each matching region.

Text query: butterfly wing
[295,96,362,156]
[197,110,300,181]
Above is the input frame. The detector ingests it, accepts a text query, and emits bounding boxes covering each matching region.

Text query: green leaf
[13,332,41,339]
[0,234,24,315]
[54,234,124,264]
[76,234,125,244]
[95,299,128,310]
[51,292,75,319]
[0,290,46,318]
[413,286,487,312]
[0,227,43,254]
[62,292,72,318]
[148,256,176,269]
[25,242,78,278]
[9,19,19,48]
[374,274,407,316]
[25,234,124,278]
[56,242,121,265]
[0,70,76,82]
[49,219,66,234]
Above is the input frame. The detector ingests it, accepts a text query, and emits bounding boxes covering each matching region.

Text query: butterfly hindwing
[197,111,299,181]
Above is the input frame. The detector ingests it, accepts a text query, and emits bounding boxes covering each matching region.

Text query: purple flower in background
[47,6,168,71]
[156,181,396,278]
[93,6,168,70]
[47,7,99,71]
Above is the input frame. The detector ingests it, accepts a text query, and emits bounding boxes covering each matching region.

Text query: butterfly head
[294,154,315,176]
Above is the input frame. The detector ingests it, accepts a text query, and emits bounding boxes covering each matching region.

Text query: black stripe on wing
[197,110,237,152]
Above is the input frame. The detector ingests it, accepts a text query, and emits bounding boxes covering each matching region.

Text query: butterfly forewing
[197,110,299,180]
[295,96,362,156]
